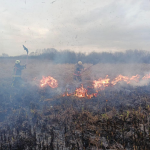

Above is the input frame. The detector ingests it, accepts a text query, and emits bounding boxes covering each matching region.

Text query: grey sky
[0,0,150,56]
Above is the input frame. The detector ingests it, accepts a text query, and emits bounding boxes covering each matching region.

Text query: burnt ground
[0,82,150,150]
[1,61,150,149]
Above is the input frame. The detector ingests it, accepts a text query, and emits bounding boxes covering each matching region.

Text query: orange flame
[63,89,73,97]
[142,74,150,80]
[41,73,150,99]
[93,74,140,90]
[87,93,98,99]
[93,75,110,89]
[130,74,140,82]
[40,76,58,88]
[75,84,87,98]
[111,75,130,85]
[111,74,140,85]
[63,85,97,99]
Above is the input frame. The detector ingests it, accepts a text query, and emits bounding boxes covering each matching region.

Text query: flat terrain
[1,58,150,87]
[1,58,150,149]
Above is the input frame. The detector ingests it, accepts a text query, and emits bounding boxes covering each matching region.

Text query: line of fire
[1,57,150,149]
[40,73,150,98]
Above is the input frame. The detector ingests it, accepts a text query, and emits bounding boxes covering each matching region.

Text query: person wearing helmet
[74,61,84,81]
[12,60,26,87]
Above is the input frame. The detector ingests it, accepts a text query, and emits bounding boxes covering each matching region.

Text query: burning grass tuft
[0,83,150,149]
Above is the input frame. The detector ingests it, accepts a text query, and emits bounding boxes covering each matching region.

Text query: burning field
[1,59,150,149]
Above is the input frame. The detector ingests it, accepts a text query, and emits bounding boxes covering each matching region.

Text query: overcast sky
[0,0,150,56]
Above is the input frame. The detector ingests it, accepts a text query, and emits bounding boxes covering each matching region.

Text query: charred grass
[1,59,150,149]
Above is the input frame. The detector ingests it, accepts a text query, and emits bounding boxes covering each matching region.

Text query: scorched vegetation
[0,59,150,149]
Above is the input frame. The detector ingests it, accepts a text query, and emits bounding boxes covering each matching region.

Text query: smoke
[1,49,150,96]
[5,49,150,91]
[20,49,150,64]
[91,62,150,89]
[1,50,150,109]
[1,49,150,149]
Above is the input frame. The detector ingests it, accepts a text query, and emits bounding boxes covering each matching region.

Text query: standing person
[12,60,26,87]
[74,61,84,81]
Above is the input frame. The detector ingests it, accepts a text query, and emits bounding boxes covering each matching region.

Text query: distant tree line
[4,48,150,64]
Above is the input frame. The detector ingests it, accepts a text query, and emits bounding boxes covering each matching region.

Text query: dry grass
[1,58,150,149]
[1,58,150,87]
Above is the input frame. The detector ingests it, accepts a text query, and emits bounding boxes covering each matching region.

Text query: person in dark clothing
[12,60,26,87]
[74,61,84,81]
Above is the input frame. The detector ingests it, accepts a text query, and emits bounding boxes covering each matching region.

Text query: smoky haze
[1,1,150,149]
[0,0,150,56]
[1,49,149,90]
[8,49,150,64]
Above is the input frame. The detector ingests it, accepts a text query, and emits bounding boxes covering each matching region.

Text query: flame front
[129,75,140,82]
[41,73,150,99]
[111,74,140,85]
[142,74,150,80]
[93,75,110,89]
[75,84,87,98]
[40,76,58,88]
[111,75,130,85]
[63,85,97,99]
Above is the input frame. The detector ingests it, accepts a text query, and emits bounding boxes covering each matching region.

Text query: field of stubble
[1,58,150,149]
[1,58,150,87]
